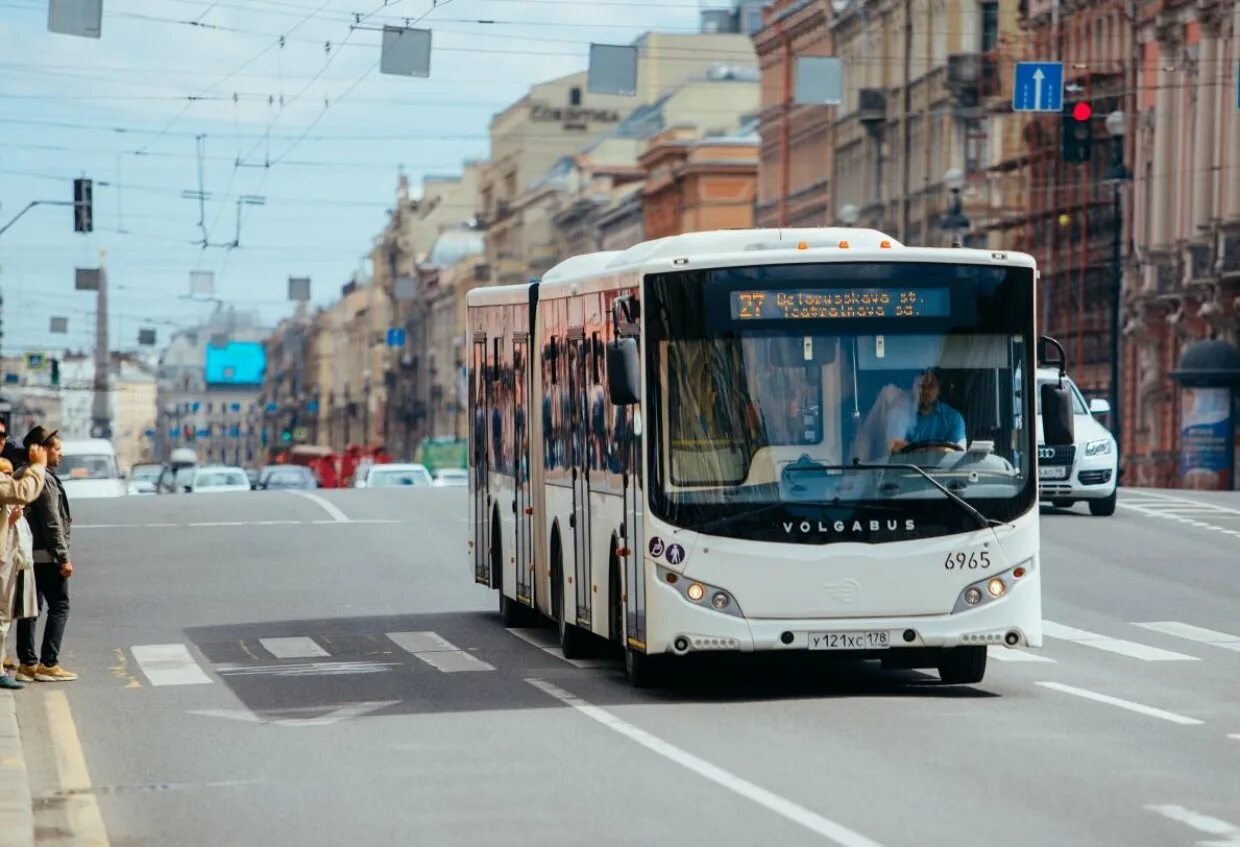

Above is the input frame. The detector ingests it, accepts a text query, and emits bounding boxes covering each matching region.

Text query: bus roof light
[838,240,850,249]
[797,241,809,250]
[880,240,892,249]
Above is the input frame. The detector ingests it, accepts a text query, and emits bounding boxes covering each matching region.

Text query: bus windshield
[645,261,1037,543]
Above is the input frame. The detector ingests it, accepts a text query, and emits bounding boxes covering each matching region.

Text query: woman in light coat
[0,444,49,690]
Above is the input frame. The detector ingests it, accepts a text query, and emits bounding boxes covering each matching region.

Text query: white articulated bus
[467,228,1076,687]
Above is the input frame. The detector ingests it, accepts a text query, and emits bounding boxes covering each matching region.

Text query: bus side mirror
[606,339,640,406]
[1040,382,1075,446]
[1037,335,1067,378]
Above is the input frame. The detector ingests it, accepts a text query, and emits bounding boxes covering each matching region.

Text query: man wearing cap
[16,426,77,682]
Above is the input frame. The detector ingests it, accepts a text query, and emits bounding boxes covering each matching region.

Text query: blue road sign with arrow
[1013,62,1064,112]
[386,327,407,348]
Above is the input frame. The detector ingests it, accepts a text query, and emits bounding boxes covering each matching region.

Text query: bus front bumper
[645,569,1043,656]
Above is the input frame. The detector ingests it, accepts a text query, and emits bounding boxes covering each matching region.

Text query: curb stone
[0,692,33,847]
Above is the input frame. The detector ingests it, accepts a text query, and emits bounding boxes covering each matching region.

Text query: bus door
[513,337,533,605]
[472,338,490,586]
[569,335,592,626]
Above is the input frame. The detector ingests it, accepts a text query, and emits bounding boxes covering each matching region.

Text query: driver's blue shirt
[904,401,966,446]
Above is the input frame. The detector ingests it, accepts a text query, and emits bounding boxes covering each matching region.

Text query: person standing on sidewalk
[0,433,49,690]
[16,427,77,683]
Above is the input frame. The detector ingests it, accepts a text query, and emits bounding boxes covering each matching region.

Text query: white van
[57,438,128,499]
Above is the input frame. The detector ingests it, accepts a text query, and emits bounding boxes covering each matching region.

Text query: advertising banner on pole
[1179,387,1233,490]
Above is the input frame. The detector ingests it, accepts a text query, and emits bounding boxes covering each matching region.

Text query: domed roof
[1171,339,1240,387]
[424,228,484,269]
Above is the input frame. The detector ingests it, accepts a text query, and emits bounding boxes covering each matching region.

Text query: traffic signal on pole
[73,178,93,232]
[1061,101,1093,163]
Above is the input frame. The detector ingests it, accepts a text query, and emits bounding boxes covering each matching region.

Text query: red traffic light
[1072,101,1093,122]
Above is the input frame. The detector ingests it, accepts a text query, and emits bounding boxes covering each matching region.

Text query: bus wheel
[553,540,591,660]
[937,646,987,685]
[623,645,662,689]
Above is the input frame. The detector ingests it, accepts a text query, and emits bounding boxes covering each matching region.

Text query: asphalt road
[14,485,1240,847]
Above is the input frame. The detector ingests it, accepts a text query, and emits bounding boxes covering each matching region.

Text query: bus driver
[889,367,966,453]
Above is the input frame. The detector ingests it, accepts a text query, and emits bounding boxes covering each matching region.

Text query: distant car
[356,463,433,488]
[58,439,128,498]
[185,465,252,494]
[256,465,318,490]
[127,463,162,495]
[432,468,468,487]
[1036,368,1119,516]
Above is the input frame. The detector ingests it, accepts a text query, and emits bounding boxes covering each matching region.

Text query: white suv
[1036,368,1119,515]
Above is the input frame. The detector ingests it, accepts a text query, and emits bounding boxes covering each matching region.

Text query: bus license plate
[1039,466,1069,480]
[808,631,889,650]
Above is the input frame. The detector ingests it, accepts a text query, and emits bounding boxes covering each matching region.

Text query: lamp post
[838,203,861,227]
[1105,110,1131,455]
[940,168,970,246]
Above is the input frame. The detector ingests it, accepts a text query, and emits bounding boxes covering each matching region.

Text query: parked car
[255,464,318,490]
[432,468,468,487]
[183,465,252,494]
[355,463,432,488]
[1036,368,1119,516]
[127,462,162,495]
[58,439,128,498]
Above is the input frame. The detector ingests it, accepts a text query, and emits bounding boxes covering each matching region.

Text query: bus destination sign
[730,288,951,320]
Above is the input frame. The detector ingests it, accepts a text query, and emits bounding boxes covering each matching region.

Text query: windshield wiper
[675,501,789,536]
[782,459,1000,531]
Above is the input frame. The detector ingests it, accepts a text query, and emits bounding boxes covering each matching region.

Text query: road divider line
[1042,621,1200,661]
[506,627,613,669]
[45,690,111,846]
[216,661,400,677]
[1145,804,1240,840]
[526,678,883,847]
[986,646,1055,663]
[288,490,351,523]
[1037,682,1203,725]
[1134,621,1240,653]
[387,632,495,672]
[259,637,329,659]
[131,644,214,686]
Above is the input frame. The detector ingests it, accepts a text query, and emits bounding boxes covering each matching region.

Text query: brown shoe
[33,664,77,682]
[14,665,37,683]
[2,658,15,670]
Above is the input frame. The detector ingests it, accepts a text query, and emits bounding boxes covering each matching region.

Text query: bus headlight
[687,583,706,602]
[656,567,744,618]
[987,578,1006,598]
[711,592,730,610]
[964,587,983,606]
[951,559,1032,614]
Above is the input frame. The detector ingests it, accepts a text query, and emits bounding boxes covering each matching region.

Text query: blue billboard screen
[205,342,265,385]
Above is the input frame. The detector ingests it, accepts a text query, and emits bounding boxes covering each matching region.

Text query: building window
[980,1,999,53]
[569,86,582,106]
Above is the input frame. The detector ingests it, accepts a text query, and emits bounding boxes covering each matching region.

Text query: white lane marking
[190,701,399,727]
[506,626,613,669]
[76,518,402,529]
[1037,682,1203,725]
[1042,621,1200,661]
[1118,500,1240,540]
[259,637,329,659]
[388,631,495,672]
[287,490,351,522]
[1135,622,1240,653]
[216,661,399,677]
[45,690,111,845]
[987,646,1056,663]
[526,678,883,847]
[1123,491,1240,517]
[131,644,214,686]
[1145,804,1240,842]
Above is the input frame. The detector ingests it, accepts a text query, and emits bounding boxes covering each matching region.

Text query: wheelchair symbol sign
[648,537,665,558]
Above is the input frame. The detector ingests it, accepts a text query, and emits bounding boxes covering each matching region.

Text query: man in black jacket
[16,426,77,682]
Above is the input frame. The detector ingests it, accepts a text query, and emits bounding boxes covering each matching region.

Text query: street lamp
[940,168,970,246]
[838,204,861,226]
[1105,111,1131,456]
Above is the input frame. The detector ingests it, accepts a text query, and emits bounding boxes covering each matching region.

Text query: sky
[0,0,724,356]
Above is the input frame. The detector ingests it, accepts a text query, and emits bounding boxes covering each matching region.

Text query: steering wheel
[896,440,964,454]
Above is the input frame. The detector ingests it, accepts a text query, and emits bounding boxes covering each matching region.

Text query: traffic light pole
[91,252,112,440]
[0,200,74,239]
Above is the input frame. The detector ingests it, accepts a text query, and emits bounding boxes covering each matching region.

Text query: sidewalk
[0,692,33,847]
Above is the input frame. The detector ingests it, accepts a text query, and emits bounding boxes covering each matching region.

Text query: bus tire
[1088,490,1117,517]
[623,645,662,689]
[937,646,987,685]
[552,532,590,660]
